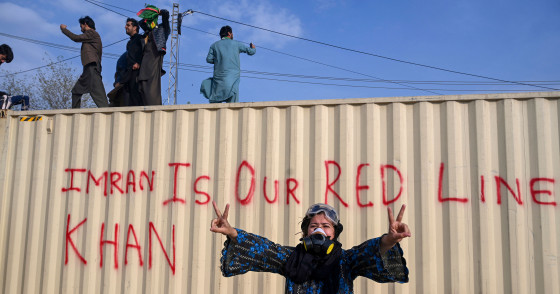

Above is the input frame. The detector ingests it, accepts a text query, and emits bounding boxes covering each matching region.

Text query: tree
[1,55,98,110]
[0,72,33,101]
[34,56,96,110]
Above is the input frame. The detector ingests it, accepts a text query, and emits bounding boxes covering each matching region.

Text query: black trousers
[72,63,108,108]
[124,70,143,106]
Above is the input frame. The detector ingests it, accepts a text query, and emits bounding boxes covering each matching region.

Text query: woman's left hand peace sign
[380,204,411,253]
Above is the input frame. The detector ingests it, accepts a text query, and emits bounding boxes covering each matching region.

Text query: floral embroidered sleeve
[220,229,293,277]
[344,236,409,283]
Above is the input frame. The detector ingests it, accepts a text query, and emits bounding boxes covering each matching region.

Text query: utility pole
[167,3,180,105]
[167,4,193,105]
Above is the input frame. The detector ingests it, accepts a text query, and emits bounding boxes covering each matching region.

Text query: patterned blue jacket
[221,229,409,293]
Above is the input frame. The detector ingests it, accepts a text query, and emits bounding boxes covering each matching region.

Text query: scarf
[282,242,343,294]
[137,4,160,30]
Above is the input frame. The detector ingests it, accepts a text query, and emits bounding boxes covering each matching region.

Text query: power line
[83,0,131,17]
[85,0,441,95]
[0,37,126,77]
[190,9,559,92]
[0,33,80,52]
[177,62,560,87]
[1,56,80,77]
[81,0,439,95]
[86,0,136,14]
[0,32,410,85]
[2,32,123,60]
[179,26,560,89]
[79,1,560,93]
[177,67,544,92]
[4,31,558,94]
[4,31,559,93]
[180,26,440,95]
[82,1,548,94]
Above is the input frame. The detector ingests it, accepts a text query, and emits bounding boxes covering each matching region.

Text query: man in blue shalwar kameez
[200,26,256,103]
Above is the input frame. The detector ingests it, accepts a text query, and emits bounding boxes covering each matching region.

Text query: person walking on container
[210,202,410,293]
[200,26,256,103]
[137,5,170,106]
[0,44,13,66]
[60,16,108,108]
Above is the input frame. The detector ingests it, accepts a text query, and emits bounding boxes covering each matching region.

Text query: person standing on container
[124,18,143,106]
[60,16,108,108]
[137,5,170,106]
[200,26,256,103]
[210,202,410,293]
[107,53,128,107]
[108,18,145,107]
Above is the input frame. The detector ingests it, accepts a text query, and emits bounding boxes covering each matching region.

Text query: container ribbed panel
[0,92,558,293]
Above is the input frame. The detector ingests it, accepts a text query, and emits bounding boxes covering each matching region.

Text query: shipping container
[1,91,559,293]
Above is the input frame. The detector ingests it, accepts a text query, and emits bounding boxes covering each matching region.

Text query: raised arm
[59,25,95,43]
[159,9,171,39]
[344,205,410,283]
[239,41,256,56]
[210,201,292,277]
[380,204,411,254]
[210,201,238,240]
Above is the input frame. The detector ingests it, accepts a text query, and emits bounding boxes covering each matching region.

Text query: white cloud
[207,0,303,49]
[51,0,89,13]
[95,10,129,43]
[247,4,302,47]
[0,2,67,73]
[0,2,59,37]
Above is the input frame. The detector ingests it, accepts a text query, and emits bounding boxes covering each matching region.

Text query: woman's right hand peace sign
[210,201,238,239]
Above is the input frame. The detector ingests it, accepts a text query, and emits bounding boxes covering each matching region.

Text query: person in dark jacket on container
[124,18,144,106]
[107,53,128,107]
[60,16,108,108]
[109,18,144,107]
[210,202,410,293]
[137,5,170,106]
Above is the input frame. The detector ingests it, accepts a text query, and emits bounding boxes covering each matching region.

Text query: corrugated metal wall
[0,92,559,294]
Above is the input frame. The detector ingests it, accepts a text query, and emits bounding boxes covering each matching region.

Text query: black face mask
[301,233,335,256]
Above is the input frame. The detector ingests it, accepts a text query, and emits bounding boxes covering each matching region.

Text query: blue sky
[0,0,559,106]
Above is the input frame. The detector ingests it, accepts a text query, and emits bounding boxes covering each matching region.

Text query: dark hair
[126,18,139,30]
[300,212,344,241]
[219,25,232,38]
[79,16,96,30]
[0,44,13,63]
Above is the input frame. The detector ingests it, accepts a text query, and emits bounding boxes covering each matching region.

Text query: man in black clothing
[138,9,170,105]
[124,18,143,106]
